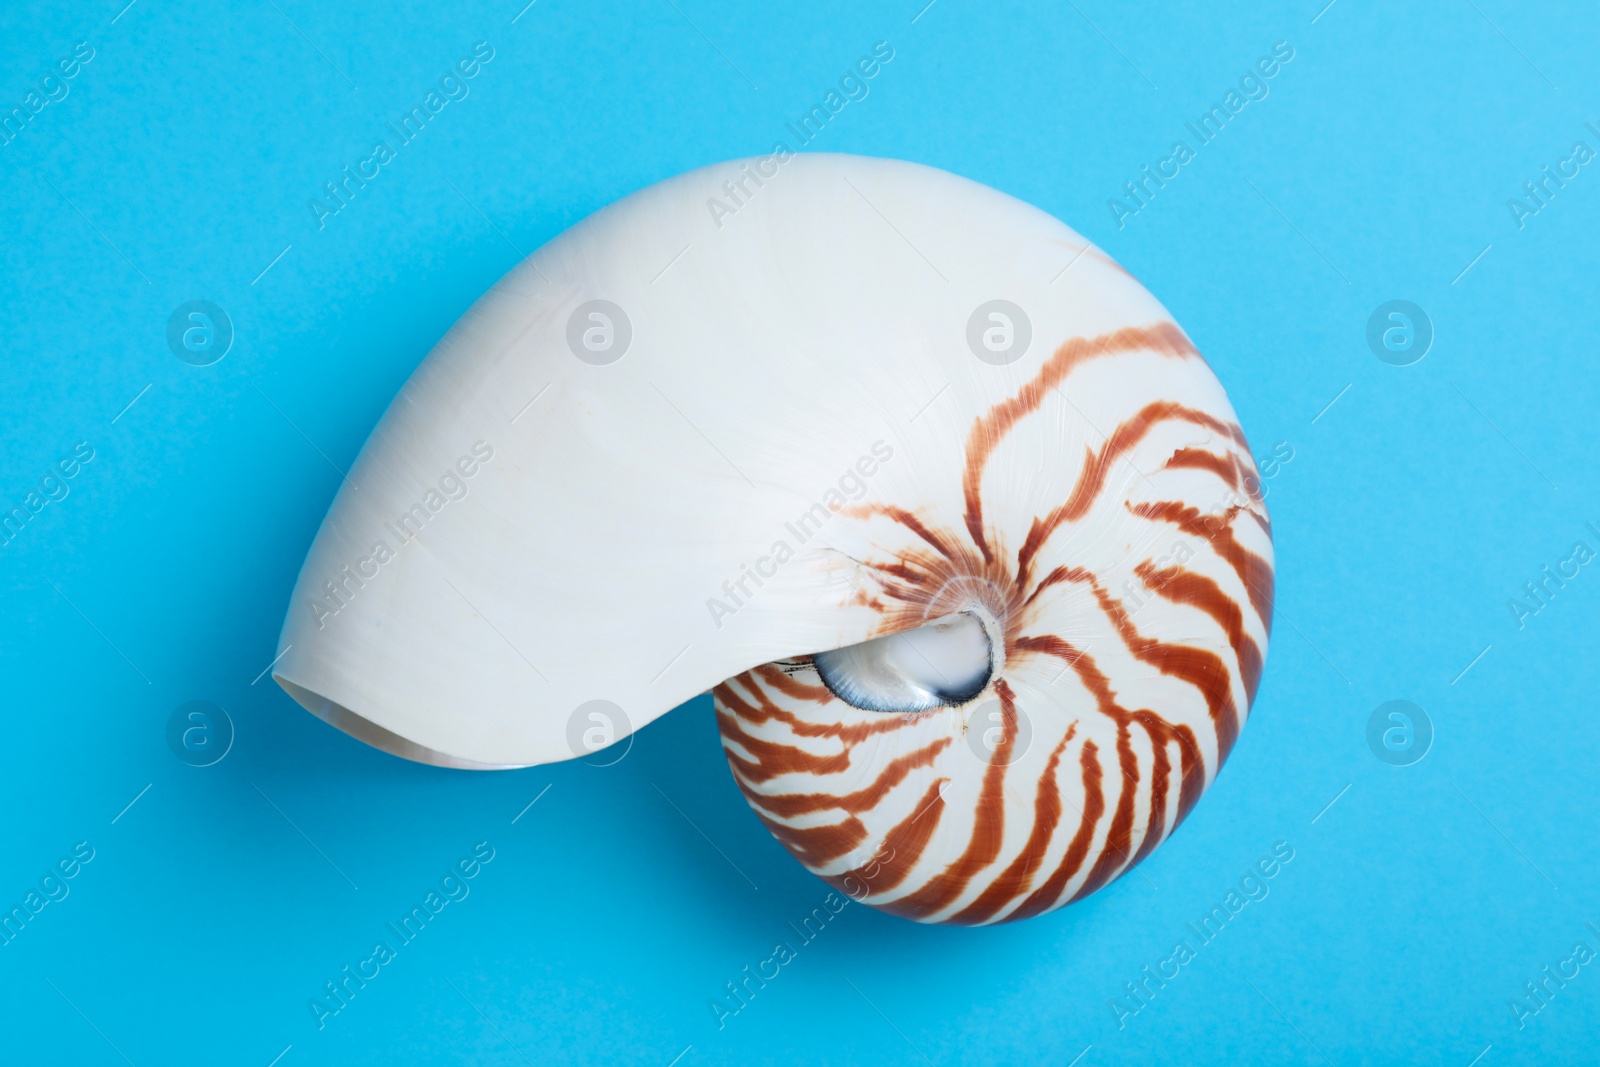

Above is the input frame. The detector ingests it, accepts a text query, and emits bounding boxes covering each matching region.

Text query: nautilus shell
[274,154,1273,925]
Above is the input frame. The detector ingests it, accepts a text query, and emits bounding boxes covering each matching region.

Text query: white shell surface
[273,153,1258,772]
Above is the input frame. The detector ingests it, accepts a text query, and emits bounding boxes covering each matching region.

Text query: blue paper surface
[1,1,1596,1063]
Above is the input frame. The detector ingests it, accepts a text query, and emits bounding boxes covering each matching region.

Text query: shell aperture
[272,154,1273,923]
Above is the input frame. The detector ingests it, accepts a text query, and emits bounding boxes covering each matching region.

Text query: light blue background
[2,1,1596,1064]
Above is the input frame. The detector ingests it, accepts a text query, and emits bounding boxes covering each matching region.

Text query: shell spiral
[714,324,1273,925]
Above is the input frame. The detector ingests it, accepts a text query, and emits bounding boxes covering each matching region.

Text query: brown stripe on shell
[1134,561,1266,703]
[731,736,953,819]
[962,323,1198,564]
[1128,499,1274,633]
[1160,446,1241,487]
[1016,400,1250,587]
[821,776,950,899]
[1007,738,1107,921]
[870,679,1019,920]
[946,722,1076,924]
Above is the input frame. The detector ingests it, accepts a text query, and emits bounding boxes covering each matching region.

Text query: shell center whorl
[813,610,997,713]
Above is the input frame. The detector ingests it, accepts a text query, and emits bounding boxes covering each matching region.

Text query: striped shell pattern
[713,323,1274,925]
